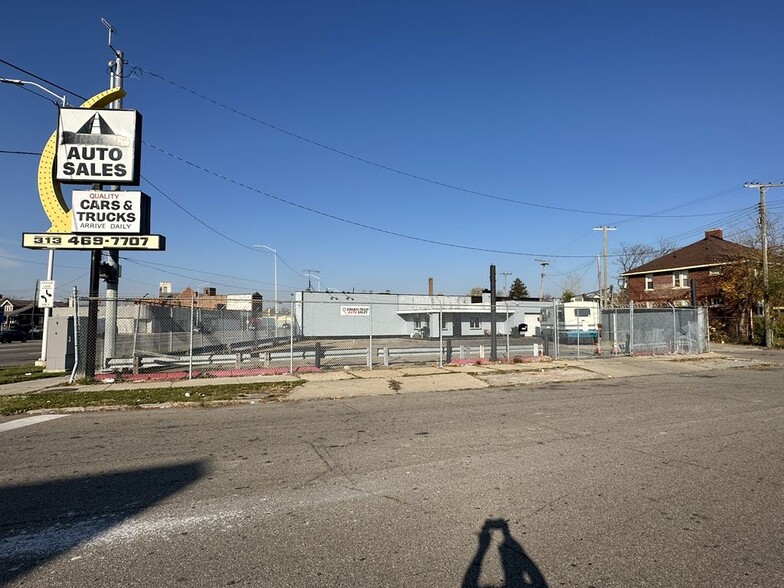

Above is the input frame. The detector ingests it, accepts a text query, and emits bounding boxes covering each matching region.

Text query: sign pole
[103,23,124,366]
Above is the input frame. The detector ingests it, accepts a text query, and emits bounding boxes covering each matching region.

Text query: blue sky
[2,1,784,302]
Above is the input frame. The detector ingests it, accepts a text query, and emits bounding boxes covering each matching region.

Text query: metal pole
[0,80,68,368]
[290,293,295,374]
[103,44,124,366]
[536,259,549,300]
[38,249,55,364]
[69,287,80,383]
[273,251,278,339]
[490,264,498,361]
[368,301,373,370]
[84,249,102,379]
[189,292,195,380]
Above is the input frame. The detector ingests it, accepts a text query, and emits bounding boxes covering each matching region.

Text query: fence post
[368,301,373,370]
[290,293,295,374]
[315,341,322,369]
[446,339,452,364]
[188,293,195,380]
[629,301,634,355]
[383,347,389,367]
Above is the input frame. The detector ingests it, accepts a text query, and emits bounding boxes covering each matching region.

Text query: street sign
[37,279,55,308]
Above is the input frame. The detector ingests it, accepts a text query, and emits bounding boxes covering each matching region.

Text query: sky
[2,0,784,304]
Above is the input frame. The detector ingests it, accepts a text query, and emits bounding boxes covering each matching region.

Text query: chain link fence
[59,295,709,379]
[600,303,709,357]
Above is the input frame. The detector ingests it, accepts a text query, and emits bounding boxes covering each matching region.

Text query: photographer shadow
[462,518,549,588]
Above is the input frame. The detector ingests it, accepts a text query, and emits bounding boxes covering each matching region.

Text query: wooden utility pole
[744,182,783,348]
[593,226,617,308]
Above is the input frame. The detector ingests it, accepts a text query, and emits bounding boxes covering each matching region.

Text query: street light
[253,245,278,339]
[1,78,67,367]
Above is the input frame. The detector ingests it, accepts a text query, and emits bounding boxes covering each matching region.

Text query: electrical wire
[145,141,599,259]
[132,64,745,220]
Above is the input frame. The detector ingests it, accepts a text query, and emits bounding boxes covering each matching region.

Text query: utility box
[46,316,75,372]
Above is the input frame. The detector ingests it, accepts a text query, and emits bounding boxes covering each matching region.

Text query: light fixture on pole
[253,245,278,338]
[1,77,67,367]
[535,259,549,301]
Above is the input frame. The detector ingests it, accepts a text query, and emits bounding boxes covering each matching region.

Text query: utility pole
[536,259,549,301]
[501,272,511,296]
[593,226,617,309]
[102,18,124,367]
[744,182,783,348]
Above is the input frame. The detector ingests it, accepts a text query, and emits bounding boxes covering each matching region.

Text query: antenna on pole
[303,269,320,292]
[101,17,119,57]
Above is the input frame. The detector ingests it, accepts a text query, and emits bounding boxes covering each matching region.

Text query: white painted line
[0,414,66,433]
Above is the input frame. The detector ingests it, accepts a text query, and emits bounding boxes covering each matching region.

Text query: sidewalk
[1,347,777,403]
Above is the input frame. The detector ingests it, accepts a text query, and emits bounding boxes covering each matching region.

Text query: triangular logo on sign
[75,113,116,136]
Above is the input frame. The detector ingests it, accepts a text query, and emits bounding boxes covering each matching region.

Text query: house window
[645,274,654,291]
[574,308,591,317]
[469,317,481,330]
[709,267,722,276]
[673,271,688,288]
[708,296,724,307]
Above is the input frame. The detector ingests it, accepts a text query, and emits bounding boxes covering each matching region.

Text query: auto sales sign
[56,108,142,185]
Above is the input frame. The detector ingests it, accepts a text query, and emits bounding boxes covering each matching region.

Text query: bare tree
[616,238,676,274]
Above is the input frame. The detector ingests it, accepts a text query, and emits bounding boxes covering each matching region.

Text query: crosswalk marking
[0,415,66,433]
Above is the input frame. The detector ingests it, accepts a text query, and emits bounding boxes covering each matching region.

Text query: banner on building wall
[341,305,370,316]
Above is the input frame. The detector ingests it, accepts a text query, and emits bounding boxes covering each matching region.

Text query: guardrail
[105,342,541,373]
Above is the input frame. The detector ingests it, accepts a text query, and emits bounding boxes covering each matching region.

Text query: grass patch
[0,381,302,416]
[0,365,66,385]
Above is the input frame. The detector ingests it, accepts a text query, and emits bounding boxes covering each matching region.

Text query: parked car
[0,328,29,343]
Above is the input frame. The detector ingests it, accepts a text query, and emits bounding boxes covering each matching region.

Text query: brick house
[621,229,758,308]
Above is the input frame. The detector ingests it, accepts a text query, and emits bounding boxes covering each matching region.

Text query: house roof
[623,230,758,276]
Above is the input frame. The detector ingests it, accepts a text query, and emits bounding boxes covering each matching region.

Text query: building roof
[623,230,758,276]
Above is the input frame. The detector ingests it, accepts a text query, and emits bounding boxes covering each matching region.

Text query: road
[1,364,782,587]
[0,339,42,367]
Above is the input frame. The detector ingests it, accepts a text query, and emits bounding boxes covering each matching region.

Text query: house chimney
[705,229,723,239]
[428,277,434,296]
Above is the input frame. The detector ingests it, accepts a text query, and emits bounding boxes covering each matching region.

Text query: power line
[132,64,742,220]
[0,58,87,101]
[145,141,598,259]
[0,149,39,156]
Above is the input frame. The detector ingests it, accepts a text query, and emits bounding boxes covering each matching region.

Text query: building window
[645,274,654,291]
[469,317,481,330]
[709,267,723,276]
[574,308,591,317]
[414,316,422,329]
[673,271,688,288]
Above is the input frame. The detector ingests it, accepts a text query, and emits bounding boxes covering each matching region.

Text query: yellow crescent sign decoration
[37,87,127,233]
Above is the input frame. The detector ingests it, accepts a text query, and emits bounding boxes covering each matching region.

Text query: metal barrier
[65,296,708,379]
